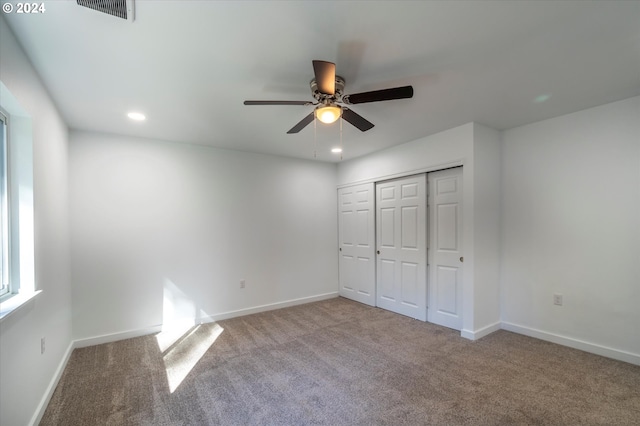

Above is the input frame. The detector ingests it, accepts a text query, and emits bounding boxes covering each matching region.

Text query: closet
[338,167,463,330]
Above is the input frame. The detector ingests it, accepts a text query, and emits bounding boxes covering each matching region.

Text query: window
[0,111,8,297]
[0,81,37,320]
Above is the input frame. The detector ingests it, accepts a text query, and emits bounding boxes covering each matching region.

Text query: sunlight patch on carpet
[162,323,224,393]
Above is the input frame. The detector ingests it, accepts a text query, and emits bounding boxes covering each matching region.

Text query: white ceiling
[4,1,640,162]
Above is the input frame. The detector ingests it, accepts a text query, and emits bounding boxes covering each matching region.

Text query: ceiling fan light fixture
[315,105,342,124]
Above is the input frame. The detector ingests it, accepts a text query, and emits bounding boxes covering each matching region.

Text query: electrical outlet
[41,337,45,354]
[240,279,245,289]
[553,294,563,306]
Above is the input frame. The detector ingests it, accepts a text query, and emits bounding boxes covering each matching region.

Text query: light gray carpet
[41,297,640,425]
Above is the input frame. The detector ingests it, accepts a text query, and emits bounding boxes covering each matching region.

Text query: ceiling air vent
[76,0,135,21]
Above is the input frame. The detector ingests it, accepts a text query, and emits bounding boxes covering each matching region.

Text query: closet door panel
[338,183,375,306]
[376,175,427,320]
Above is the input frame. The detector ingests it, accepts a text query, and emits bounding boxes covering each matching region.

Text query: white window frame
[0,110,9,298]
[0,81,38,321]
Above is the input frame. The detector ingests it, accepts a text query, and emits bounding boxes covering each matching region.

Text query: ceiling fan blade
[312,60,336,95]
[343,85,413,104]
[342,108,374,132]
[287,112,315,134]
[244,100,311,106]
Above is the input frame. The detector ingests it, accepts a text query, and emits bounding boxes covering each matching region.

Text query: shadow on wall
[156,278,224,393]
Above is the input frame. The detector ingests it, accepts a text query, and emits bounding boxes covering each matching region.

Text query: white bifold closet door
[337,183,376,306]
[427,167,463,330]
[376,175,427,321]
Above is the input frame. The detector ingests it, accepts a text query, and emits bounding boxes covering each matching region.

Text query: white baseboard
[30,341,74,426]
[73,325,163,348]
[501,321,640,366]
[72,292,339,348]
[461,321,501,340]
[202,292,339,323]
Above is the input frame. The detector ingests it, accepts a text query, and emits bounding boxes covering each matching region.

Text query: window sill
[0,290,42,323]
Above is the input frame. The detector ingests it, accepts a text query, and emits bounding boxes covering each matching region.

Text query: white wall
[70,131,338,340]
[336,123,473,186]
[0,17,72,426]
[472,124,502,333]
[501,96,640,361]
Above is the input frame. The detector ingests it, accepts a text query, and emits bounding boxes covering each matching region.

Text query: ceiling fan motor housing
[310,76,345,103]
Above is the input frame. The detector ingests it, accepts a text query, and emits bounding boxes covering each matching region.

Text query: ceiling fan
[244,60,414,134]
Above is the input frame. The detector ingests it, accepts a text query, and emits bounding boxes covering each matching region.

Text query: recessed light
[127,112,146,121]
[331,147,343,153]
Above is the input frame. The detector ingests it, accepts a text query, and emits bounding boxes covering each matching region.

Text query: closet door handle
[377,250,380,255]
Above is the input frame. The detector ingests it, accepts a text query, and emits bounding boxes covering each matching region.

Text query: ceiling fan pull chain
[340,115,343,161]
[313,115,317,158]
